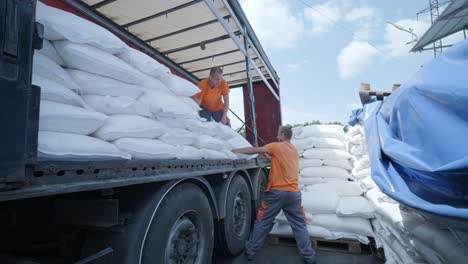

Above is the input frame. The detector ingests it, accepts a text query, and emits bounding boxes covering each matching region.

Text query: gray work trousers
[246,190,316,263]
[199,107,223,122]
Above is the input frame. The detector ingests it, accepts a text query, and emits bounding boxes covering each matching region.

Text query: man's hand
[221,115,230,126]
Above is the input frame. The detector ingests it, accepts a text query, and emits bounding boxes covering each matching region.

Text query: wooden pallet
[268,235,363,254]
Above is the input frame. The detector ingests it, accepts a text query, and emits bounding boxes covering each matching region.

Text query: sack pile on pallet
[269,125,375,245]
[33,2,253,161]
[348,124,468,264]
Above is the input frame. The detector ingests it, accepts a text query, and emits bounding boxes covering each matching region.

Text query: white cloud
[285,60,309,71]
[344,6,377,22]
[337,40,378,79]
[239,0,304,50]
[381,19,431,59]
[304,1,341,33]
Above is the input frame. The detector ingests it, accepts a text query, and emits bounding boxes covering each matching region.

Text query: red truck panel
[243,80,281,146]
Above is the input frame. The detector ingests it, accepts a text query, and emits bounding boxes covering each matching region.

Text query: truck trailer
[0,0,282,263]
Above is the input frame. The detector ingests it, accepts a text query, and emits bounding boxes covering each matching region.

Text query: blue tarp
[349,39,468,219]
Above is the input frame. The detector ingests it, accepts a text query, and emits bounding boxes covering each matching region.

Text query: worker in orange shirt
[232,126,317,264]
[192,67,231,126]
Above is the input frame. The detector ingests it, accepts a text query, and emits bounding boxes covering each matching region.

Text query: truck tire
[141,183,214,264]
[220,176,252,256]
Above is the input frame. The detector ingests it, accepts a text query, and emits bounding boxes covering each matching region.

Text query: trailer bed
[0,158,270,202]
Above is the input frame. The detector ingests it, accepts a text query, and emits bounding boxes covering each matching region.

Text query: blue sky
[228,0,466,128]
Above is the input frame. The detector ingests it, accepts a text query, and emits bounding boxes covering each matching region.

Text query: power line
[295,0,415,67]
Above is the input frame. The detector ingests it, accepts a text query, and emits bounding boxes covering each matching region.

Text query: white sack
[82,95,152,117]
[178,96,201,111]
[322,158,353,171]
[39,100,106,135]
[350,144,367,156]
[216,123,241,140]
[227,134,258,159]
[299,159,323,169]
[93,114,168,141]
[160,74,200,96]
[299,176,333,186]
[202,149,229,159]
[33,75,86,107]
[158,117,187,129]
[353,168,371,179]
[300,166,351,179]
[33,52,80,92]
[347,125,361,137]
[176,146,204,160]
[360,176,378,191]
[303,180,363,196]
[54,41,145,84]
[38,39,64,65]
[302,148,351,160]
[139,75,170,92]
[117,48,170,78]
[270,221,331,239]
[36,2,126,53]
[292,137,346,151]
[184,119,221,136]
[294,125,345,140]
[302,191,340,214]
[67,69,145,99]
[158,129,197,146]
[113,138,177,160]
[193,135,225,150]
[139,90,196,117]
[38,131,130,161]
[309,214,374,237]
[354,156,370,171]
[336,197,375,218]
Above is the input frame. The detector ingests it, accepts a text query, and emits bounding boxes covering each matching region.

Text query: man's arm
[232,146,268,155]
[192,95,202,105]
[221,94,229,124]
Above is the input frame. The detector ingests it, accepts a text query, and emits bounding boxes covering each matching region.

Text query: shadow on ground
[213,243,383,264]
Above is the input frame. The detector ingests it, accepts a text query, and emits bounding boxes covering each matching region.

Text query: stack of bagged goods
[34,2,255,161]
[346,125,375,191]
[269,125,375,245]
[347,124,468,264]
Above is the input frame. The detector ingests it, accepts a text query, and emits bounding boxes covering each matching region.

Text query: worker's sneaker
[244,252,255,261]
[304,252,317,264]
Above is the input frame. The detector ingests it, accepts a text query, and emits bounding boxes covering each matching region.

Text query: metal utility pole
[429,0,443,57]
[416,0,453,57]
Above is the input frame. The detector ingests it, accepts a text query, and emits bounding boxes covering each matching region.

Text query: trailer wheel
[141,183,213,264]
[221,176,252,256]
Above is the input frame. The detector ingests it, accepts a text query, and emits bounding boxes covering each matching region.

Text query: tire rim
[232,191,247,236]
[165,210,203,264]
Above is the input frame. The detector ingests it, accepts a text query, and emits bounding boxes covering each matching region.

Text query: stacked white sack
[34,2,253,161]
[270,125,374,245]
[348,124,468,264]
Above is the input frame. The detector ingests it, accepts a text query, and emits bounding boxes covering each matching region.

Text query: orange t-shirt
[194,79,230,112]
[265,142,300,192]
